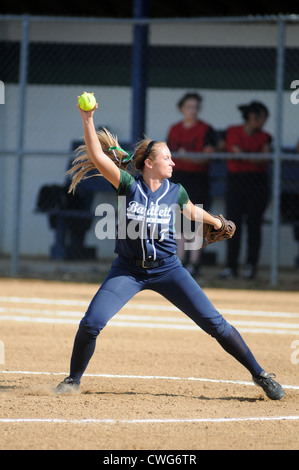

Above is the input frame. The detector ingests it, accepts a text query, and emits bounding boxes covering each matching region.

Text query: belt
[135,259,162,269]
[122,256,174,269]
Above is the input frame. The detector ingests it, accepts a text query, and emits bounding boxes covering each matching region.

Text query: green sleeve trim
[178,183,189,210]
[115,169,135,195]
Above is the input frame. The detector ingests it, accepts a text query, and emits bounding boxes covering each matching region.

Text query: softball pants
[69,255,263,383]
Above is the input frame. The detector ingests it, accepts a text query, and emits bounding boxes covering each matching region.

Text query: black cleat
[252,371,284,400]
[55,377,80,395]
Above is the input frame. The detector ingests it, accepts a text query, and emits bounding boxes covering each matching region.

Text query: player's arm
[182,200,222,229]
[78,101,121,189]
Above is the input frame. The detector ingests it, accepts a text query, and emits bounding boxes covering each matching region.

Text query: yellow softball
[78,92,97,111]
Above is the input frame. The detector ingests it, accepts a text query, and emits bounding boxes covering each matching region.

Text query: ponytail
[68,130,166,193]
[67,128,132,193]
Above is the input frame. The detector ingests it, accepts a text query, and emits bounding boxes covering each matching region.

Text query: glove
[201,214,236,249]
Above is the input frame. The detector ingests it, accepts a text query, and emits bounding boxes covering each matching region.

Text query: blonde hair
[133,137,165,171]
[67,128,131,193]
[67,130,166,193]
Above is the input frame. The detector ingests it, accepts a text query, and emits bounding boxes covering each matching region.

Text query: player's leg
[56,259,147,393]
[151,258,284,399]
[220,173,244,278]
[245,173,269,279]
[189,172,210,276]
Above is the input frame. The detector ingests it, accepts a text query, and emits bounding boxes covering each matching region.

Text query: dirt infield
[0,277,299,450]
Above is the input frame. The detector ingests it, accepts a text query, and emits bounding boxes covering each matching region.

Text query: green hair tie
[109,146,134,163]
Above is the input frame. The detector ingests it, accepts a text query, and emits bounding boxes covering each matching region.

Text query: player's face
[180,98,200,121]
[247,111,267,131]
[149,144,175,179]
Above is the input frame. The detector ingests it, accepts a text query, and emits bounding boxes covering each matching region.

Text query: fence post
[11,14,29,276]
[271,17,285,286]
[131,0,150,143]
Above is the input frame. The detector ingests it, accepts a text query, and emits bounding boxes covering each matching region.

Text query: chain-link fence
[1,14,299,286]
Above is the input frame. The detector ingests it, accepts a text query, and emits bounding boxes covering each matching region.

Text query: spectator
[219,101,272,280]
[167,92,216,276]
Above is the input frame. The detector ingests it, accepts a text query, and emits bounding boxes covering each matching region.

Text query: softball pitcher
[56,95,284,400]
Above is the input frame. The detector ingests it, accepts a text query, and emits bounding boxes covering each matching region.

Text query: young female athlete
[55,95,284,400]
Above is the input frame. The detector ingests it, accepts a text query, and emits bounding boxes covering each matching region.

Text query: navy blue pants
[81,255,231,338]
[69,255,263,383]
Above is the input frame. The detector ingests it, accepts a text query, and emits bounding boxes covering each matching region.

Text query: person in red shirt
[219,101,272,280]
[167,92,216,276]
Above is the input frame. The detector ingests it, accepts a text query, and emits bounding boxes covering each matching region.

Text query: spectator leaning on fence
[219,101,272,281]
[166,92,216,277]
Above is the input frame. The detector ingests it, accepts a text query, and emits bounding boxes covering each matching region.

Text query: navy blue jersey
[114,170,189,261]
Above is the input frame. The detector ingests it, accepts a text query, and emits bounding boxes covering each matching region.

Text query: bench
[35,173,113,260]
